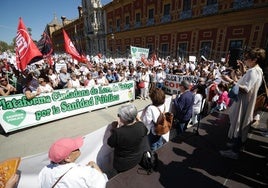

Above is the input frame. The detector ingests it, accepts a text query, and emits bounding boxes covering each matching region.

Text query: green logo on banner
[131,47,137,54]
[3,110,26,126]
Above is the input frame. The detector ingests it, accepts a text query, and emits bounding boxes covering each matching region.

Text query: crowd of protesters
[0,50,267,114]
[1,47,268,187]
[1,50,267,111]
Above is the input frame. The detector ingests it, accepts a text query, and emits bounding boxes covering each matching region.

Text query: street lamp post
[111,33,115,59]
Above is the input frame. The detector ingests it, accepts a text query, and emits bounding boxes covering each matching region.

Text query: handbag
[138,81,145,88]
[154,106,174,135]
[254,75,268,112]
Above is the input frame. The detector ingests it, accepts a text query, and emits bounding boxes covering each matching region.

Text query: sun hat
[48,137,84,163]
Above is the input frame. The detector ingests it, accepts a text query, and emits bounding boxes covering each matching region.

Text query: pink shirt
[217,91,230,106]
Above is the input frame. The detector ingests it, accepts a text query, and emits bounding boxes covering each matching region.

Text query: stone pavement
[107,110,268,188]
[1,99,268,187]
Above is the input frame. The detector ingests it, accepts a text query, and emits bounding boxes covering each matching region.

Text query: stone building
[103,0,268,61]
[48,0,268,62]
[47,0,105,56]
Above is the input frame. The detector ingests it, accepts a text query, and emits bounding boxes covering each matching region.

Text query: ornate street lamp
[111,33,115,59]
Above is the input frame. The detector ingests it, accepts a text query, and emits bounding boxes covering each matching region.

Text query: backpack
[139,150,158,174]
[154,106,174,135]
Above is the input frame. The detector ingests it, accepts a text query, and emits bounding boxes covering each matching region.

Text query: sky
[0,0,112,45]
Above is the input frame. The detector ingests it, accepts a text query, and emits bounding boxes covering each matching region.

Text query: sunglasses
[0,79,6,82]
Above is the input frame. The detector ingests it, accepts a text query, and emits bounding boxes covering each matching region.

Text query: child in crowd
[210,82,230,113]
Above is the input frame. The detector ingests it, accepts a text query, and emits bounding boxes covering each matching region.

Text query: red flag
[16,17,42,71]
[141,55,154,67]
[151,52,157,62]
[63,29,87,63]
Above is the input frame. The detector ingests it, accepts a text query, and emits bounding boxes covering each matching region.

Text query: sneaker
[220,149,239,160]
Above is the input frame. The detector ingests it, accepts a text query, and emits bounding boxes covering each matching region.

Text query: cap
[48,137,83,163]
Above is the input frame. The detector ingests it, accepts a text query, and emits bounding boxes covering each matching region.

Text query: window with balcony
[124,16,130,30]
[161,43,169,58]
[178,43,187,59]
[161,4,171,23]
[116,19,120,32]
[135,13,141,28]
[147,44,154,53]
[229,40,243,49]
[180,0,192,20]
[203,0,218,15]
[108,21,113,33]
[233,0,253,10]
[207,0,217,5]
[147,8,155,26]
[200,41,211,58]
[183,0,191,11]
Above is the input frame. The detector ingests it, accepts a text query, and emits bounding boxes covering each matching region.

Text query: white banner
[130,46,149,60]
[17,96,172,188]
[164,74,199,95]
[0,81,135,133]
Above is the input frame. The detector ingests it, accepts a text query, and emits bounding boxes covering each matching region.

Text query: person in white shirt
[67,73,81,89]
[139,67,150,100]
[140,87,166,151]
[84,72,96,87]
[118,70,127,82]
[37,78,54,93]
[155,67,166,89]
[96,71,109,86]
[39,137,108,188]
[47,68,59,89]
[190,85,203,126]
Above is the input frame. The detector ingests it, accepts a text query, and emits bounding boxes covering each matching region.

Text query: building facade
[48,0,268,62]
[48,0,105,56]
[103,0,268,61]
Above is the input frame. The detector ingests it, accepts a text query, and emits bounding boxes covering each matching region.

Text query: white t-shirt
[39,163,108,188]
[38,84,54,93]
[141,104,165,135]
[68,79,81,88]
[96,76,108,85]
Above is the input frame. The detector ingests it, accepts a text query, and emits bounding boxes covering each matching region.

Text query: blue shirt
[174,90,194,122]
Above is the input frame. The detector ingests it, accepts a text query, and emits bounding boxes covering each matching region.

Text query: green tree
[27,27,32,36]
[0,41,10,52]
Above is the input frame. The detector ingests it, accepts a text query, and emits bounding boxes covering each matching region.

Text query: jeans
[148,131,163,151]
[156,82,164,89]
[174,119,189,135]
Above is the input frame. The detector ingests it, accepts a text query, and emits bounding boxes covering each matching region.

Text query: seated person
[96,71,109,86]
[58,67,71,89]
[0,77,17,96]
[83,72,96,87]
[107,104,148,177]
[39,137,108,188]
[23,74,41,100]
[37,78,54,93]
[105,70,116,83]
[67,73,81,88]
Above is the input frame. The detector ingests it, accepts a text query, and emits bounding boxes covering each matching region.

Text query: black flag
[37,28,53,57]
